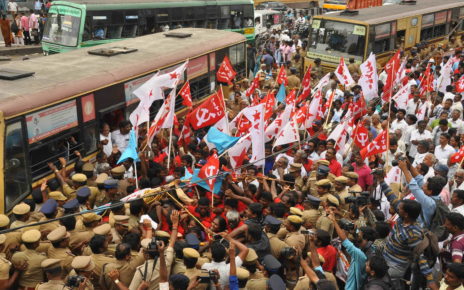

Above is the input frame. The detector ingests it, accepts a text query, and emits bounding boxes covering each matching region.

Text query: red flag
[298,66,312,102]
[246,75,260,97]
[382,50,401,102]
[295,102,308,125]
[198,153,220,191]
[179,122,192,146]
[360,130,389,160]
[276,65,288,85]
[456,75,464,93]
[352,94,367,121]
[419,64,434,96]
[179,81,193,107]
[450,145,464,164]
[352,122,370,149]
[186,92,225,130]
[334,57,355,87]
[236,113,252,136]
[216,56,236,84]
[286,90,296,106]
[260,92,276,120]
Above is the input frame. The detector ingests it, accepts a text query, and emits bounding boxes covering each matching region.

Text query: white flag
[273,117,299,148]
[313,73,331,93]
[228,134,251,169]
[242,104,265,166]
[438,59,453,94]
[359,53,378,101]
[392,84,410,110]
[334,57,355,87]
[305,87,323,129]
[416,102,430,120]
[327,121,349,155]
[265,104,293,142]
[385,166,402,184]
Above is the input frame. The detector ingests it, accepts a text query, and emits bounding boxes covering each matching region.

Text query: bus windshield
[43,6,82,47]
[309,19,366,61]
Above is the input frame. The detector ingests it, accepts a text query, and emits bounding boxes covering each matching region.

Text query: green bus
[42,0,255,54]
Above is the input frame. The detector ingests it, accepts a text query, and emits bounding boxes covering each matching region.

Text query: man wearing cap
[334,176,351,213]
[47,226,74,273]
[10,203,31,230]
[316,208,334,239]
[311,58,323,82]
[284,215,306,253]
[89,234,116,281]
[95,179,120,208]
[288,163,305,191]
[76,187,91,213]
[345,172,363,193]
[49,191,67,206]
[39,199,61,234]
[287,67,301,90]
[263,215,289,259]
[301,196,322,229]
[181,247,208,290]
[77,213,101,240]
[111,165,130,196]
[303,162,335,197]
[111,215,129,244]
[242,248,264,280]
[315,179,333,203]
[247,254,282,289]
[37,259,68,290]
[0,233,27,288]
[48,162,84,199]
[11,229,47,289]
[83,162,97,186]
[70,256,95,290]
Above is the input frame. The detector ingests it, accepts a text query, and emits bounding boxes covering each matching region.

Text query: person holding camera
[37,258,71,290]
[68,256,95,290]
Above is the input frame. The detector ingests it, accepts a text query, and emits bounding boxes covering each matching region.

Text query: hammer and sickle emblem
[357,132,369,146]
[196,108,215,127]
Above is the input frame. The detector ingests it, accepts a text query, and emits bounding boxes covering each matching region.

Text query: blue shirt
[262,54,274,66]
[342,239,367,290]
[229,275,239,290]
[408,175,440,229]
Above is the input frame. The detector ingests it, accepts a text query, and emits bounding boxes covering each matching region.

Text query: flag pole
[323,90,336,129]
[133,161,139,189]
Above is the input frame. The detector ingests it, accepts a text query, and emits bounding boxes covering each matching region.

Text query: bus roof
[317,0,463,25]
[0,28,245,119]
[53,0,253,9]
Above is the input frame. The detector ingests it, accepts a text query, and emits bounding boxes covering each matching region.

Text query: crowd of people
[1,7,464,290]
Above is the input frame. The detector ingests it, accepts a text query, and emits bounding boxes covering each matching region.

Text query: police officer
[284,215,306,253]
[0,233,26,288]
[39,199,60,234]
[111,215,129,245]
[76,188,91,212]
[344,172,363,193]
[47,226,74,273]
[288,163,305,191]
[315,179,332,203]
[10,203,31,230]
[301,196,322,229]
[263,216,288,259]
[181,247,208,290]
[334,176,351,213]
[36,259,70,290]
[70,256,95,290]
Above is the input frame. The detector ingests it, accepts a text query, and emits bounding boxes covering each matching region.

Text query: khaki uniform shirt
[3,231,21,253]
[47,246,75,273]
[0,254,11,280]
[284,231,306,253]
[11,249,46,287]
[302,209,321,228]
[294,272,338,290]
[36,279,71,290]
[246,278,268,290]
[316,214,334,238]
[171,259,186,275]
[250,271,265,280]
[110,228,122,245]
[347,63,361,76]
[129,247,174,290]
[91,253,116,277]
[128,215,139,230]
[337,187,352,213]
[10,220,27,231]
[39,217,60,234]
[183,268,209,290]
[311,65,323,82]
[287,75,301,90]
[101,256,143,290]
[349,184,363,193]
[294,176,305,192]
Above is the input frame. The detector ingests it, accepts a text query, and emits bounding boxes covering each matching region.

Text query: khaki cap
[111,165,125,175]
[344,172,359,179]
[47,226,70,242]
[49,191,67,201]
[82,163,95,172]
[154,230,170,238]
[315,179,331,187]
[95,173,109,184]
[0,234,6,244]
[316,160,330,166]
[72,256,95,272]
[21,229,41,243]
[82,213,101,223]
[245,248,258,263]
[93,223,111,235]
[287,215,303,224]
[72,173,87,183]
[113,215,129,226]
[12,203,30,215]
[334,176,349,184]
[288,163,303,172]
[183,248,200,259]
[0,214,9,227]
[236,267,250,280]
[327,194,340,206]
[41,258,61,269]
[289,207,303,217]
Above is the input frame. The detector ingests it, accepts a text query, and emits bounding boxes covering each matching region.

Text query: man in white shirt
[444,85,455,102]
[406,90,420,115]
[432,119,450,146]
[382,138,403,167]
[449,109,464,135]
[451,94,463,118]
[111,120,132,153]
[325,80,344,102]
[390,109,408,134]
[434,132,456,165]
[409,120,432,158]
[451,188,464,216]
[99,123,113,157]
[412,140,431,167]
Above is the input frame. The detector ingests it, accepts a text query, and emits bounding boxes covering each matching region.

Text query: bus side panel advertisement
[307,51,341,64]
[26,100,78,144]
[124,72,156,106]
[187,56,208,80]
[81,94,96,122]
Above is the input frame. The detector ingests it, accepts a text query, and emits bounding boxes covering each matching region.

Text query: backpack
[429,199,450,241]
[11,20,18,34]
[411,230,440,269]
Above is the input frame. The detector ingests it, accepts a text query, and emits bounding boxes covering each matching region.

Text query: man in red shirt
[316,229,337,272]
[352,152,374,191]
[325,148,342,176]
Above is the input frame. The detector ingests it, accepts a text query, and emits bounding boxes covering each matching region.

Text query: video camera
[391,155,407,167]
[338,218,355,232]
[66,276,86,287]
[346,191,370,207]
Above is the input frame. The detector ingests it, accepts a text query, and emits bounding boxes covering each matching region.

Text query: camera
[345,191,370,207]
[66,276,85,287]
[391,156,407,167]
[209,270,219,283]
[280,247,297,259]
[338,218,355,231]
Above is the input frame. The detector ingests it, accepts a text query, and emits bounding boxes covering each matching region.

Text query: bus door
[405,16,420,49]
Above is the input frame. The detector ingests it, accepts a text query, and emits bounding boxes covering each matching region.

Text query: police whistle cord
[0,133,316,234]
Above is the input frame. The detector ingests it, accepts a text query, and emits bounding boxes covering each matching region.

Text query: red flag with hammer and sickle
[198,153,220,191]
[352,122,370,149]
[179,81,193,107]
[216,56,236,84]
[186,92,225,130]
[276,65,288,85]
[360,130,389,160]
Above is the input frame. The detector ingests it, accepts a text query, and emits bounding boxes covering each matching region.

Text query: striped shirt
[380,182,434,283]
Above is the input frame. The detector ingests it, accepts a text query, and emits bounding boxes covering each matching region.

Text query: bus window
[108,25,123,39]
[420,13,434,41]
[83,125,98,154]
[5,121,30,212]
[42,12,81,46]
[83,16,92,41]
[231,7,243,29]
[219,6,231,29]
[190,75,210,100]
[373,23,393,54]
[433,11,447,38]
[229,43,246,76]
[243,5,254,28]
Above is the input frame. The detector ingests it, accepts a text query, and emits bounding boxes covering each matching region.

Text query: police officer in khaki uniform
[288,163,305,192]
[76,212,101,237]
[315,179,332,203]
[236,268,250,289]
[334,176,352,213]
[89,233,115,278]
[36,259,70,290]
[0,214,22,255]
[83,163,97,187]
[39,199,61,234]
[0,233,26,288]
[242,249,265,280]
[301,195,322,229]
[111,165,130,196]
[284,215,306,253]
[111,215,129,245]
[287,67,301,90]
[70,256,95,290]
[311,58,323,82]
[276,207,304,239]
[48,191,67,211]
[10,203,31,230]
[11,229,47,289]
[344,171,363,193]
[316,196,337,239]
[347,57,361,76]
[92,223,113,255]
[60,173,89,200]
[246,255,283,289]
[47,226,74,274]
[303,163,335,196]
[95,179,120,208]
[263,216,288,259]
[181,248,209,290]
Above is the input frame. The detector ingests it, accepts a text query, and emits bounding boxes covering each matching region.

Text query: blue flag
[276,84,286,103]
[206,127,241,155]
[191,168,227,194]
[117,130,140,164]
